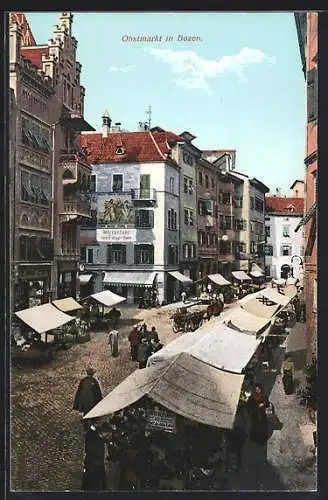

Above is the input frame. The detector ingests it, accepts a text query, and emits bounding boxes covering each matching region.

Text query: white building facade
[264,196,305,279]
[80,122,183,304]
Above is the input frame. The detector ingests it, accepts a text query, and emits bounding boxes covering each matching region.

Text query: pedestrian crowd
[128,323,163,369]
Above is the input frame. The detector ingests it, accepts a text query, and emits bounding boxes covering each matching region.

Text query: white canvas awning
[84,352,244,430]
[227,307,271,334]
[260,288,291,307]
[79,274,93,283]
[208,274,231,286]
[52,297,83,312]
[15,303,75,333]
[250,263,264,276]
[169,271,193,283]
[88,290,126,307]
[148,322,261,374]
[242,299,281,318]
[232,271,252,282]
[103,271,157,287]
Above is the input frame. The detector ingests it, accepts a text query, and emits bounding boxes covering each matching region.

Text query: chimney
[102,110,111,138]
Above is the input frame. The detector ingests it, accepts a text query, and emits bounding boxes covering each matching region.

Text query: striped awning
[295,202,317,232]
[208,274,231,286]
[103,271,157,287]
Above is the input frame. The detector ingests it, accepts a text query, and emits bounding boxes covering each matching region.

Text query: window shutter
[307,68,317,122]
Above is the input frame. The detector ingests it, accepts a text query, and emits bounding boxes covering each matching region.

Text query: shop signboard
[96,228,136,242]
[146,408,177,434]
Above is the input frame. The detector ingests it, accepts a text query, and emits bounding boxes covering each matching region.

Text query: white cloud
[145,47,276,90]
[108,65,135,72]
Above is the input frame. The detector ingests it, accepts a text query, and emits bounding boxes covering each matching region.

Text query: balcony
[59,198,91,221]
[60,148,91,184]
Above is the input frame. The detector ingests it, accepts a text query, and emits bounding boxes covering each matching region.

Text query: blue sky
[26,12,306,194]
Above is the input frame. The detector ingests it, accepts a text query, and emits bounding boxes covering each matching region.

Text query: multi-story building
[80,117,185,305]
[231,172,269,273]
[155,128,200,282]
[295,12,318,361]
[9,12,93,309]
[264,184,305,279]
[9,89,17,313]
[196,157,219,278]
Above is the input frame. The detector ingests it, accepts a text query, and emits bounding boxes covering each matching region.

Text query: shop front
[14,264,51,311]
[102,271,158,306]
[57,261,78,299]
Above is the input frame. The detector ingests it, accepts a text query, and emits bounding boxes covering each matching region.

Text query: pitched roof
[265,196,304,215]
[80,130,183,164]
[10,12,37,46]
[21,46,49,69]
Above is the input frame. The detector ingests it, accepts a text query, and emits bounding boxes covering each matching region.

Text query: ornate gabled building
[9,12,94,310]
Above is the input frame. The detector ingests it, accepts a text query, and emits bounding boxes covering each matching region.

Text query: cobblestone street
[10,306,317,491]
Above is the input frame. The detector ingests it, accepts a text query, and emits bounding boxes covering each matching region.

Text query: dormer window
[115,145,125,155]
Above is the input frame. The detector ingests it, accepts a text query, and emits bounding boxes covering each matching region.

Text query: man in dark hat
[73,367,103,419]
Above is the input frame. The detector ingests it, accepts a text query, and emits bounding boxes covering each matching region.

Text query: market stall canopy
[227,307,271,335]
[84,352,244,430]
[78,274,93,283]
[148,322,261,374]
[87,290,126,307]
[242,298,280,318]
[52,297,83,312]
[208,274,231,286]
[250,263,264,277]
[15,303,75,334]
[168,271,193,283]
[232,271,252,282]
[259,288,291,307]
[103,271,157,287]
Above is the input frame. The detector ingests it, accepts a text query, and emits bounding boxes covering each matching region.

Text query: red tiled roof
[21,46,49,69]
[80,130,183,164]
[10,12,37,46]
[265,196,304,215]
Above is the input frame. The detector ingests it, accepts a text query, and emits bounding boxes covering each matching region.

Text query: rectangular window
[199,171,203,185]
[21,171,30,201]
[184,209,189,225]
[234,195,243,208]
[112,174,123,193]
[235,218,246,231]
[90,174,97,193]
[188,178,193,194]
[173,210,177,230]
[250,221,255,233]
[282,225,290,237]
[107,244,126,264]
[168,245,178,264]
[169,177,175,194]
[140,174,151,198]
[135,244,154,265]
[265,244,273,256]
[220,216,233,230]
[211,177,215,189]
[307,67,317,122]
[239,242,247,253]
[205,174,209,188]
[250,197,255,210]
[250,241,257,254]
[80,246,86,262]
[135,209,154,228]
[87,248,94,264]
[265,225,271,238]
[189,210,194,226]
[184,177,188,194]
[204,200,214,215]
[168,210,172,229]
[281,245,292,256]
[255,198,264,212]
[219,191,231,205]
[30,174,41,204]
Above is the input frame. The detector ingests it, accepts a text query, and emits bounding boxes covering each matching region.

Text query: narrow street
[11,304,316,491]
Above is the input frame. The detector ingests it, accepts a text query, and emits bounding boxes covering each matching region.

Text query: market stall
[13,303,76,364]
[52,297,89,343]
[147,322,262,374]
[226,308,272,338]
[81,290,126,331]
